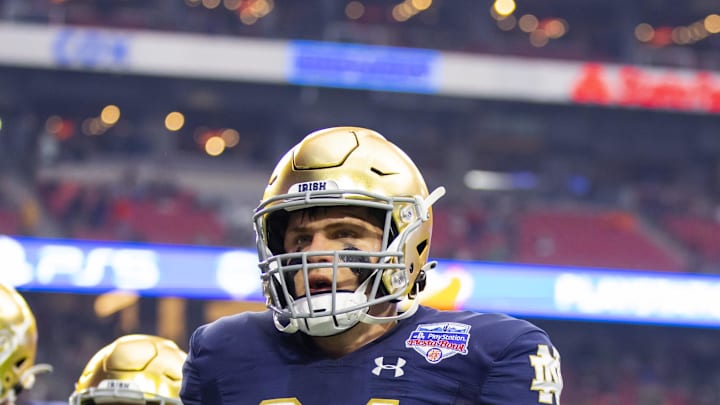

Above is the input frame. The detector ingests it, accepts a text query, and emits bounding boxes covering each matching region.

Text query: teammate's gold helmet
[253,127,445,336]
[0,283,50,405]
[69,334,186,405]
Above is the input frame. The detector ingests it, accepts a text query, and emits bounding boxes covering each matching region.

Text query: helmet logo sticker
[288,180,339,194]
[405,322,471,364]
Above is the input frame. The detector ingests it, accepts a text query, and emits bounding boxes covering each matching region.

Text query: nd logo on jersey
[529,344,563,404]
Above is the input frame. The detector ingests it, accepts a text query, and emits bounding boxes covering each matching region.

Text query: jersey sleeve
[179,326,204,405]
[181,325,223,405]
[478,329,563,405]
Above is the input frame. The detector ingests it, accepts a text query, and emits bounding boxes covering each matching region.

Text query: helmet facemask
[254,127,445,337]
[69,379,180,405]
[254,187,444,337]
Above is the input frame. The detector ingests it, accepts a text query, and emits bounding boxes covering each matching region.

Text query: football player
[181,127,563,404]
[69,334,186,405]
[0,283,52,405]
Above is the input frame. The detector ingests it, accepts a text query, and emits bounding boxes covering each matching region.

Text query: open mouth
[308,288,357,295]
[307,274,332,293]
[299,267,360,296]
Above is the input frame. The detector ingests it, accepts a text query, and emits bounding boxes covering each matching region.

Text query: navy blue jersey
[181,306,562,405]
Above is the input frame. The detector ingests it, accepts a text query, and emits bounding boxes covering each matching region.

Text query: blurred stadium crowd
[1,97,718,274]
[6,0,720,69]
[1,0,720,404]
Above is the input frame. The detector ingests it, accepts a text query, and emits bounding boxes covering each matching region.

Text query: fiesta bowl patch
[405,322,471,363]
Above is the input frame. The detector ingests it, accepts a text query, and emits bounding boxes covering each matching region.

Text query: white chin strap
[274,289,369,337]
[20,363,53,391]
[273,288,424,337]
[273,292,419,337]
[0,363,53,405]
[272,263,430,337]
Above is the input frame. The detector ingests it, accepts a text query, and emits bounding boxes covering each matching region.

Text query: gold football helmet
[69,334,186,405]
[253,127,445,336]
[0,283,52,405]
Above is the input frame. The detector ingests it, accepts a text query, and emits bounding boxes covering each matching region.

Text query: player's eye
[290,234,312,249]
[332,229,357,239]
[298,234,313,244]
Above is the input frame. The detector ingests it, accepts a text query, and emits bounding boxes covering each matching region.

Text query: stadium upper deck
[2,0,720,69]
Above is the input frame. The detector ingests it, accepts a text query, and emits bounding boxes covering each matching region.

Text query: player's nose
[304,233,338,264]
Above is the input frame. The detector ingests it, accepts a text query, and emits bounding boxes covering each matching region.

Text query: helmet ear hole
[409,270,427,299]
[416,240,428,256]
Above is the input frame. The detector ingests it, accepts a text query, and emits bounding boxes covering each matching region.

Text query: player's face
[283,206,384,297]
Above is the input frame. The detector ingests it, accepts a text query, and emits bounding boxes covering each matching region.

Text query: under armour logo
[372,356,406,377]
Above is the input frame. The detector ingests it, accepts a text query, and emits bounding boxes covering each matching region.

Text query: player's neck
[312,303,397,358]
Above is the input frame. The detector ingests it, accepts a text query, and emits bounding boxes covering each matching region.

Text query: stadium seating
[513,207,686,271]
[662,215,720,263]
